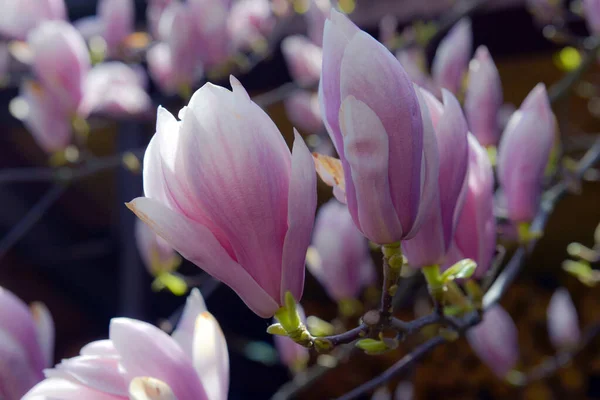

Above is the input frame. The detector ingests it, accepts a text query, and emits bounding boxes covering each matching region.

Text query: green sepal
[440,259,477,282]
[306,316,335,337]
[274,291,302,333]
[355,338,388,355]
[266,323,287,336]
[151,272,188,296]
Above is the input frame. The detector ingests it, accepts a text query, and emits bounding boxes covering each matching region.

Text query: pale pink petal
[22,378,122,400]
[129,377,177,400]
[30,302,54,368]
[193,312,229,400]
[0,328,42,399]
[48,355,127,396]
[171,289,207,356]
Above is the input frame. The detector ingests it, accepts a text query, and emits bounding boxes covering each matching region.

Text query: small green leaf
[266,323,287,336]
[440,259,477,282]
[274,292,301,333]
[306,316,335,337]
[151,273,187,296]
[355,339,388,355]
[562,260,600,287]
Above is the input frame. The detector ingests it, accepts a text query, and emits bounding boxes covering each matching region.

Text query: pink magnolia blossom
[583,0,600,35]
[396,48,436,95]
[127,76,317,318]
[465,46,503,147]
[431,18,472,95]
[228,0,274,51]
[467,305,519,378]
[0,286,54,400]
[547,288,580,350]
[284,91,323,134]
[305,0,331,46]
[147,0,175,39]
[281,35,323,87]
[0,0,65,40]
[28,20,90,115]
[307,199,375,302]
[318,9,438,244]
[23,290,228,400]
[497,83,556,223]
[443,134,496,279]
[97,0,135,56]
[402,89,469,268]
[189,0,233,68]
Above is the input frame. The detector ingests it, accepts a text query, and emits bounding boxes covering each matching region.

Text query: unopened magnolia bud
[547,288,580,350]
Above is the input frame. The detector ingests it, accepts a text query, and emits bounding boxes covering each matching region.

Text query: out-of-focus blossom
[135,218,179,277]
[78,62,152,118]
[403,89,469,268]
[465,46,503,147]
[97,0,135,56]
[583,0,600,35]
[281,35,323,86]
[431,18,472,95]
[21,81,72,153]
[0,0,66,40]
[497,102,516,133]
[443,134,496,279]
[379,14,398,46]
[318,9,438,245]
[467,305,519,378]
[497,84,556,223]
[284,91,323,134]
[0,286,54,400]
[189,0,232,68]
[128,77,317,318]
[228,0,274,51]
[305,0,331,46]
[28,21,90,115]
[147,0,175,39]
[394,381,414,399]
[306,199,375,302]
[527,0,564,25]
[148,3,204,95]
[24,289,229,400]
[396,48,436,94]
[547,288,580,350]
[273,305,309,372]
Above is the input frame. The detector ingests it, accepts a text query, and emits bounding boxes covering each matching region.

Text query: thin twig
[0,183,68,260]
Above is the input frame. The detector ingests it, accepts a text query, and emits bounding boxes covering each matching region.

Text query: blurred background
[1,0,600,399]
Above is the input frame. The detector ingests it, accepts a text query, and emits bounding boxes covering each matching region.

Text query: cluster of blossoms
[0,0,596,398]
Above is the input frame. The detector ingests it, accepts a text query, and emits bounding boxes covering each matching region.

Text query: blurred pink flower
[228,0,274,51]
[0,0,66,40]
[284,91,323,134]
[431,18,472,95]
[281,35,323,86]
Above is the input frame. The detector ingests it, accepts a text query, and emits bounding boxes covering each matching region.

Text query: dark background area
[1,0,600,398]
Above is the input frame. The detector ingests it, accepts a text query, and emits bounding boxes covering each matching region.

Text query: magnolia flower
[318,9,438,244]
[396,48,436,94]
[128,76,317,318]
[0,286,54,400]
[547,288,580,350]
[227,0,274,51]
[467,305,519,378]
[431,18,472,95]
[135,218,179,277]
[148,2,204,95]
[28,20,90,115]
[284,91,323,134]
[78,62,152,118]
[464,46,503,147]
[281,35,323,87]
[189,0,232,68]
[307,199,375,302]
[147,0,175,39]
[497,84,556,223]
[583,0,600,35]
[0,0,65,40]
[21,80,73,153]
[24,289,228,400]
[402,89,469,268]
[97,0,135,56]
[444,134,496,279]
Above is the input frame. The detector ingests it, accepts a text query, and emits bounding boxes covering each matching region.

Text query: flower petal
[30,302,54,368]
[48,355,127,396]
[23,377,122,400]
[129,377,178,400]
[171,288,207,356]
[193,312,229,400]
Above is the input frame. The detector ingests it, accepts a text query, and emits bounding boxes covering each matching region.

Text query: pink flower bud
[273,305,309,371]
[305,0,331,46]
[396,48,436,94]
[135,218,178,276]
[467,305,519,378]
[227,0,274,51]
[28,21,90,115]
[547,288,580,350]
[281,35,323,87]
[0,286,54,399]
[284,91,323,134]
[431,18,472,95]
[465,46,503,147]
[21,81,72,153]
[24,289,229,400]
[403,89,469,268]
[443,134,496,278]
[189,0,233,68]
[0,0,66,40]
[147,0,175,39]
[98,0,135,56]
[128,76,317,318]
[318,9,438,244]
[497,83,556,223]
[583,0,600,35]
[307,199,375,302]
[79,62,152,118]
